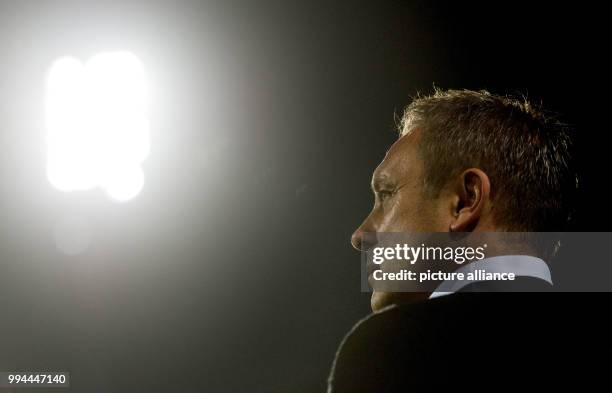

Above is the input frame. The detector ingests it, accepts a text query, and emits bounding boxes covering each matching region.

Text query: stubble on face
[355,132,448,311]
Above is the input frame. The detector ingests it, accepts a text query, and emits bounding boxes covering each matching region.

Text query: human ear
[449,168,490,232]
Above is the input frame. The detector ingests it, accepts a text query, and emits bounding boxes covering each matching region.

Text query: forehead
[373,132,422,183]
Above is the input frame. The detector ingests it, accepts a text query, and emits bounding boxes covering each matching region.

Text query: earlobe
[449,168,490,232]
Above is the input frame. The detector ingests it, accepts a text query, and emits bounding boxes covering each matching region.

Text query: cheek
[374,194,419,232]
[390,191,438,231]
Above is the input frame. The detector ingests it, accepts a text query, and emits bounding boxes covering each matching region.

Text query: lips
[366,262,381,278]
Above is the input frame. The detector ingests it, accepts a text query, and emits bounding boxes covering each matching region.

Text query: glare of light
[46,51,149,202]
[53,214,92,255]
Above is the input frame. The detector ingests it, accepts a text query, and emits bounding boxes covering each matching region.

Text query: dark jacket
[328,289,609,392]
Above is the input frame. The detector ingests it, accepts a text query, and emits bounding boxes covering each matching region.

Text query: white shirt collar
[429,255,552,299]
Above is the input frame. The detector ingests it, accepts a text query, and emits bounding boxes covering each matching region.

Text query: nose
[351,227,363,251]
[351,217,375,251]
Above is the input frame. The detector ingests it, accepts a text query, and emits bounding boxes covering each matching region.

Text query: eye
[378,190,393,201]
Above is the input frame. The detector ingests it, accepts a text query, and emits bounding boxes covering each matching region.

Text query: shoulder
[327,294,558,393]
[327,299,455,393]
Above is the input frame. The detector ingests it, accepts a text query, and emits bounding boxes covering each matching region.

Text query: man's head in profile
[351,89,576,311]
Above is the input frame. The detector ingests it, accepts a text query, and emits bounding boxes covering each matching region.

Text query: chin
[370,291,394,312]
[371,291,429,312]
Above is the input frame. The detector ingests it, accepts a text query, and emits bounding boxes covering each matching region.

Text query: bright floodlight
[46,51,149,202]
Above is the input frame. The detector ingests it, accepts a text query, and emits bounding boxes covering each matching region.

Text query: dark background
[0,1,608,392]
